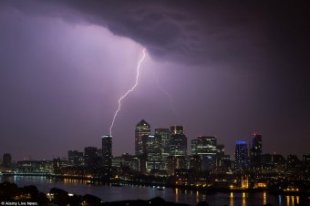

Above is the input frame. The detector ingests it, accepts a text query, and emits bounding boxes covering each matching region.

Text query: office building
[84,146,100,169]
[169,131,187,156]
[249,132,262,169]
[102,135,112,170]
[2,153,12,168]
[145,135,162,172]
[235,140,249,171]
[191,136,217,171]
[68,150,84,166]
[135,119,151,156]
[155,128,171,159]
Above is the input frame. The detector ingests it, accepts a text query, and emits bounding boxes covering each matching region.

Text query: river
[0,176,308,206]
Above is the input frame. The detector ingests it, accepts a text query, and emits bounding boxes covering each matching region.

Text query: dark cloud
[2,0,308,74]
[0,1,274,65]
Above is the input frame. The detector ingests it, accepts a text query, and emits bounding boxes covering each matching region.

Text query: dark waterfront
[1,175,308,206]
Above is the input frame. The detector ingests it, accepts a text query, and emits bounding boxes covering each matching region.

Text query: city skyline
[0,1,310,160]
[1,119,309,162]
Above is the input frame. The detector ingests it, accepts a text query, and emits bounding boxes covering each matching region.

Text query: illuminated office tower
[145,135,162,172]
[191,136,217,171]
[102,135,112,169]
[249,132,262,169]
[155,128,171,158]
[169,126,187,156]
[168,126,187,171]
[235,140,249,171]
[135,119,151,156]
[152,128,171,171]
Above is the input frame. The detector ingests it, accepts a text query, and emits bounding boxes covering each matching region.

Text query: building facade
[102,135,112,170]
[135,119,151,156]
[235,140,249,171]
[191,136,218,171]
[249,132,262,169]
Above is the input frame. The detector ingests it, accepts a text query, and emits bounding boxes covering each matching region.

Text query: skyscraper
[169,128,187,156]
[249,132,262,169]
[235,140,249,171]
[191,136,217,155]
[168,126,187,171]
[191,136,217,171]
[84,146,100,168]
[155,128,171,159]
[68,150,84,166]
[145,135,162,172]
[135,119,151,156]
[102,135,112,170]
[2,153,12,168]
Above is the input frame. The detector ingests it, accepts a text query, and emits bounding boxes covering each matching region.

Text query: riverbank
[1,173,310,197]
[0,181,205,206]
[1,176,309,206]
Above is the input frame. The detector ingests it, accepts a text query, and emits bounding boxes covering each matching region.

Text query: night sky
[1,1,309,160]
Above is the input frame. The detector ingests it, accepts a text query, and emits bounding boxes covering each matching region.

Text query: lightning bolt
[109,48,147,136]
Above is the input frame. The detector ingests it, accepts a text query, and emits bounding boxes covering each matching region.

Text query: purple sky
[0,1,309,160]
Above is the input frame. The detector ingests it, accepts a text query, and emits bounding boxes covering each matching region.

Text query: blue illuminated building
[235,140,249,171]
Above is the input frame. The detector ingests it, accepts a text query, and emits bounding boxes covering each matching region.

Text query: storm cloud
[4,0,308,67]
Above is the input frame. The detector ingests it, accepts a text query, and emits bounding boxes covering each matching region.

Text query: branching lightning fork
[109,48,147,136]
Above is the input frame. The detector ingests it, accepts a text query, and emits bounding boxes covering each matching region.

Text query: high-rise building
[191,136,217,171]
[249,132,262,169]
[191,136,217,155]
[145,135,162,172]
[135,119,151,156]
[155,128,171,158]
[102,135,112,170]
[68,150,84,166]
[154,128,171,171]
[235,140,249,171]
[2,153,12,168]
[84,146,100,169]
[169,131,187,156]
[168,126,187,172]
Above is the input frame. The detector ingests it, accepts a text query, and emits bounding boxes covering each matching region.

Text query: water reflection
[241,192,246,206]
[202,194,206,202]
[285,195,302,206]
[175,188,179,203]
[195,191,199,203]
[286,195,290,206]
[229,192,234,206]
[0,176,309,206]
[262,192,267,205]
